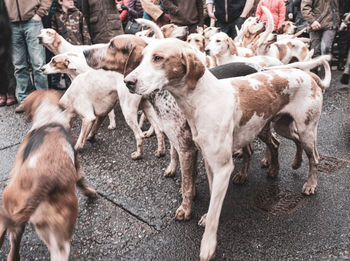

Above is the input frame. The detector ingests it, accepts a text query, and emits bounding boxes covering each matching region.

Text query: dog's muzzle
[124,79,137,94]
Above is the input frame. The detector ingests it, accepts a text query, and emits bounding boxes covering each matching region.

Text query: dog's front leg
[164,143,179,177]
[199,153,234,261]
[107,109,117,130]
[175,148,198,221]
[141,100,166,158]
[75,117,96,151]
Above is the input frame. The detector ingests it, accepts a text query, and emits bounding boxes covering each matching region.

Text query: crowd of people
[0,0,350,108]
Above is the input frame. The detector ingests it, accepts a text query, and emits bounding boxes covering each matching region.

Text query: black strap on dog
[330,0,337,30]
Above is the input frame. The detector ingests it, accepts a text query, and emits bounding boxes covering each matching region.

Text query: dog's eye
[170,25,175,29]
[216,40,221,43]
[187,39,190,42]
[52,59,56,65]
[195,39,200,42]
[153,55,163,62]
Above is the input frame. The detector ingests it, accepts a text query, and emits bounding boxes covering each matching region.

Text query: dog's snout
[124,78,137,93]
[83,49,90,58]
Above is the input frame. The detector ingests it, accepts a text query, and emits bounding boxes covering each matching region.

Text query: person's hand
[208,11,216,21]
[121,3,128,10]
[32,14,41,21]
[311,20,321,30]
[288,13,293,20]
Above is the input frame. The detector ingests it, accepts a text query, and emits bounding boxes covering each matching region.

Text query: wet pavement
[0,70,350,260]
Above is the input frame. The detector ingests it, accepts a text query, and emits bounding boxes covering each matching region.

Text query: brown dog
[0,90,96,260]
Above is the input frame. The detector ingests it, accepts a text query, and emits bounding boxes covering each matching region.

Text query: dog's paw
[200,232,217,261]
[175,204,191,221]
[232,172,247,184]
[163,166,176,177]
[154,149,166,158]
[232,148,243,158]
[87,135,96,143]
[260,157,270,168]
[302,182,317,195]
[131,151,143,160]
[84,187,98,198]
[198,213,207,227]
[108,124,116,130]
[74,143,83,151]
[142,127,154,138]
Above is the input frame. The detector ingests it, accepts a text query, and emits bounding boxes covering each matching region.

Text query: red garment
[116,0,130,24]
[255,0,286,31]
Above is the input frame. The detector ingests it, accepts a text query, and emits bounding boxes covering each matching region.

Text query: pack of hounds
[0,6,336,261]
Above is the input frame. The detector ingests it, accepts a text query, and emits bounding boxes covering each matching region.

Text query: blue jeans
[11,19,48,102]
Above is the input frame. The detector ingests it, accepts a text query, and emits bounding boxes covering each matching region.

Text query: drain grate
[318,155,345,174]
[253,185,306,215]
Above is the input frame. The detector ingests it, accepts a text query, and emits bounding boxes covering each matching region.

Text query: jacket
[161,0,203,26]
[211,0,246,24]
[128,0,143,21]
[301,0,340,30]
[256,0,286,31]
[82,0,124,44]
[4,0,52,22]
[51,6,91,45]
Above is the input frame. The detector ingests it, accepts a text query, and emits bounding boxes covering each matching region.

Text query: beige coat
[4,0,52,22]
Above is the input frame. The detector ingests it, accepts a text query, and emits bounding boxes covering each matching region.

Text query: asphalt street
[0,70,350,260]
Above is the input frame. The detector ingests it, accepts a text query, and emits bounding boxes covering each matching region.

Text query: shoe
[6,95,17,106]
[338,63,345,71]
[341,73,349,85]
[0,95,6,107]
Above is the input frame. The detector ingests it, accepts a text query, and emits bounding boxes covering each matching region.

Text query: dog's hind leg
[75,117,95,150]
[87,115,107,141]
[107,109,117,130]
[232,144,253,184]
[258,123,280,178]
[272,114,303,169]
[7,225,25,261]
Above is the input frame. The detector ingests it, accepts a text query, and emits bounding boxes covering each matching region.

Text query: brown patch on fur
[277,44,288,61]
[234,73,291,126]
[67,53,78,57]
[181,51,205,89]
[53,31,61,49]
[304,108,314,125]
[306,72,323,93]
[226,37,238,55]
[299,46,309,61]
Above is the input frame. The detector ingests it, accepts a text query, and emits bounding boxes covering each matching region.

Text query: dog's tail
[264,55,332,90]
[135,18,164,39]
[255,6,274,47]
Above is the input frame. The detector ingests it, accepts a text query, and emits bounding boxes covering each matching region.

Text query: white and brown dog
[123,38,331,261]
[0,90,96,260]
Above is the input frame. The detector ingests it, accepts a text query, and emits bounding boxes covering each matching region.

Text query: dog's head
[16,90,63,121]
[205,32,238,57]
[37,28,61,50]
[124,38,205,95]
[41,53,79,75]
[187,33,205,52]
[243,17,266,35]
[278,21,296,34]
[202,26,221,46]
[161,24,188,40]
[84,35,147,76]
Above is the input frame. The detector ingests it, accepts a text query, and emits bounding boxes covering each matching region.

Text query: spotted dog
[122,38,331,261]
[0,90,96,260]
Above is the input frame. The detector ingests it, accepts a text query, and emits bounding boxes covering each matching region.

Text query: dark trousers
[215,17,246,39]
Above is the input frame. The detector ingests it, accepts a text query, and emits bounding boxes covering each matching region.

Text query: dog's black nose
[83,49,89,58]
[217,27,221,32]
[40,67,45,72]
[124,79,137,93]
[205,49,210,55]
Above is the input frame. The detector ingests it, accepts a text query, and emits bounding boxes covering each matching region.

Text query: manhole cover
[253,185,306,215]
[318,155,345,174]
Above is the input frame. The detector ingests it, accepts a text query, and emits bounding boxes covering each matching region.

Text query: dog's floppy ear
[181,49,205,90]
[53,32,61,48]
[227,37,238,55]
[278,24,284,34]
[65,59,77,70]
[123,44,145,77]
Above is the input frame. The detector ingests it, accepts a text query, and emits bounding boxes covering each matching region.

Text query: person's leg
[309,30,322,75]
[11,22,32,102]
[24,19,48,91]
[215,21,230,35]
[321,29,336,55]
[6,57,17,106]
[337,30,348,70]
